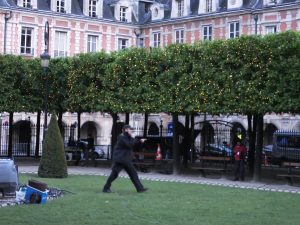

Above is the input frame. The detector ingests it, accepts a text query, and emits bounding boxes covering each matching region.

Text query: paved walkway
[18,165,300,194]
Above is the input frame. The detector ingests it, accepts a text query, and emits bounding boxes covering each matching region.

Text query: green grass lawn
[1,174,300,225]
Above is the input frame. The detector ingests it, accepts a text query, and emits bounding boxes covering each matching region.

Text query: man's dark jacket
[112,132,139,163]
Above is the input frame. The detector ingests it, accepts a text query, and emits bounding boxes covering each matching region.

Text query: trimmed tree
[38,113,68,178]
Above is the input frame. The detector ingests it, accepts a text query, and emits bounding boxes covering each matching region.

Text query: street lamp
[41,21,50,139]
[160,119,163,138]
[253,14,258,35]
[134,28,142,47]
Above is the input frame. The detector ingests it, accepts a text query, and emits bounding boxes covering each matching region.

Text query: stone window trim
[174,29,184,44]
[202,25,213,41]
[265,25,277,34]
[54,30,68,58]
[120,6,128,22]
[229,21,240,39]
[20,26,34,55]
[118,38,129,50]
[206,0,212,13]
[87,34,99,53]
[153,32,161,48]
[177,0,184,17]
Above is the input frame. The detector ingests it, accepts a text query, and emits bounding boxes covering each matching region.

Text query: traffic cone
[155,144,162,161]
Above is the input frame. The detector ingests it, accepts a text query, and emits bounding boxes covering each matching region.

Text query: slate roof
[0,0,299,24]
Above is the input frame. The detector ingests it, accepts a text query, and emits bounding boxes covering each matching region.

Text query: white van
[272,131,300,163]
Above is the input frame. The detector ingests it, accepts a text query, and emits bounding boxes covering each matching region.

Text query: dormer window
[206,0,212,13]
[23,0,32,8]
[263,0,277,6]
[18,0,37,8]
[83,0,102,18]
[177,0,184,17]
[120,6,128,22]
[151,4,164,21]
[199,0,217,14]
[89,0,97,17]
[57,0,66,13]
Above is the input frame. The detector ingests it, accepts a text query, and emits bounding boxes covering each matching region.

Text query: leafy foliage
[67,52,111,112]
[0,31,299,115]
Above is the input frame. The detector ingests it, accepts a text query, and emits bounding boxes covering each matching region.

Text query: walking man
[103,125,148,193]
[233,140,247,181]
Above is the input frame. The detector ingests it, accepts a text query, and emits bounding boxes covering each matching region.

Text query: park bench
[133,152,156,172]
[277,162,300,185]
[191,156,232,177]
[133,152,173,173]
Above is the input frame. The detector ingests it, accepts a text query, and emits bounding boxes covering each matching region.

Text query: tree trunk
[172,113,180,174]
[8,112,13,158]
[77,112,81,140]
[247,114,255,176]
[111,113,118,156]
[125,113,130,125]
[58,110,63,134]
[254,114,264,181]
[35,111,41,158]
[143,113,148,138]
[190,114,195,162]
[182,114,190,168]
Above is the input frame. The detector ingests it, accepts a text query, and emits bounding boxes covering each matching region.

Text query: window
[206,0,212,13]
[153,32,161,47]
[120,6,128,22]
[57,0,65,13]
[229,22,239,38]
[177,0,184,17]
[276,136,300,149]
[87,35,98,52]
[54,31,67,57]
[89,0,97,17]
[268,0,277,5]
[20,27,34,55]
[118,38,128,50]
[175,29,184,44]
[203,25,212,41]
[23,0,32,8]
[266,26,277,34]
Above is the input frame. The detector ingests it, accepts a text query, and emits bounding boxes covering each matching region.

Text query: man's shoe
[102,188,112,193]
[137,188,148,193]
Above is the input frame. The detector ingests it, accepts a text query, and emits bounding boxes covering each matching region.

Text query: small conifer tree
[38,113,68,178]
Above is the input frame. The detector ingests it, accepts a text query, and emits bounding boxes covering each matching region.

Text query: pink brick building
[0,0,299,155]
[0,0,299,57]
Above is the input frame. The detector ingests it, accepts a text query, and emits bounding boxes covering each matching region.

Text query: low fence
[0,123,110,158]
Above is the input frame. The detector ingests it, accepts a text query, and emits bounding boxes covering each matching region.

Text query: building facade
[0,0,300,156]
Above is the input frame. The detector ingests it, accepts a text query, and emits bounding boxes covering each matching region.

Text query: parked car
[93,146,105,159]
[263,145,273,157]
[201,144,233,157]
[271,131,300,163]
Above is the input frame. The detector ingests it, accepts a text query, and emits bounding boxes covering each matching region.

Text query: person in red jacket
[233,140,247,181]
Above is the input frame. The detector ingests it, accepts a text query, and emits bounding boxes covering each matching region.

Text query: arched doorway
[13,120,32,156]
[193,120,238,159]
[264,123,278,146]
[81,121,98,144]
[194,122,215,152]
[148,122,159,136]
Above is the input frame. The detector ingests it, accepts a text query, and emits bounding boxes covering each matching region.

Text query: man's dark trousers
[104,162,144,191]
[234,160,245,181]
